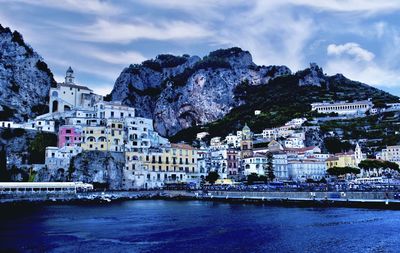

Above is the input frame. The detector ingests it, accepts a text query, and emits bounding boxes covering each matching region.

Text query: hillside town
[1,68,400,191]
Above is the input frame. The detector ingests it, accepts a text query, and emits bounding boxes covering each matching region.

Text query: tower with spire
[355,142,364,165]
[240,123,254,159]
[65,66,74,84]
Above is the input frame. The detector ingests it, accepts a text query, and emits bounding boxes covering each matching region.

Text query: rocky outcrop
[69,151,124,190]
[110,47,291,136]
[0,24,55,122]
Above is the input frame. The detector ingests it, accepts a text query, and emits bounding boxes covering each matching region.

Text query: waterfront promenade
[2,189,400,209]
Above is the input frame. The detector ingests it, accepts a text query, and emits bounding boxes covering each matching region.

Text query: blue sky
[1,0,400,96]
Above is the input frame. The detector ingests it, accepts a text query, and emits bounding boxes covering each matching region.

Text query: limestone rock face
[0,24,55,122]
[70,151,124,190]
[110,47,291,136]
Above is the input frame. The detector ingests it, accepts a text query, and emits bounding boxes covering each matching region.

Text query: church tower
[240,123,253,159]
[355,142,363,165]
[65,66,74,84]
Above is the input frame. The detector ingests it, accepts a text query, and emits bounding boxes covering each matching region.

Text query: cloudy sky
[1,0,400,95]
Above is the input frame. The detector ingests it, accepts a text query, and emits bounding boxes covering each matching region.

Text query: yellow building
[123,143,199,189]
[81,126,108,151]
[106,119,124,152]
[326,153,357,169]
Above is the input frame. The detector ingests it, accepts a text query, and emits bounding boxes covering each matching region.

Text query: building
[49,67,102,113]
[123,143,199,189]
[45,145,82,175]
[240,124,253,159]
[284,146,321,158]
[285,118,307,128]
[310,99,373,115]
[210,137,223,149]
[288,158,327,181]
[271,151,289,180]
[243,153,267,176]
[326,152,357,169]
[226,149,239,179]
[106,119,125,152]
[225,133,240,148]
[58,125,82,148]
[95,101,135,119]
[284,136,305,148]
[0,119,55,132]
[376,145,400,165]
[81,126,108,151]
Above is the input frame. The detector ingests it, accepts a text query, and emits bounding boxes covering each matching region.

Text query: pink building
[58,125,82,148]
[227,149,239,178]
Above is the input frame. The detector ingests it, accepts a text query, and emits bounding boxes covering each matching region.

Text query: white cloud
[87,49,147,65]
[69,19,213,44]
[325,58,400,88]
[327,43,375,62]
[2,0,122,16]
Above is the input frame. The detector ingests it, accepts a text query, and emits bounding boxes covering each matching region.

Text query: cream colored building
[49,67,102,113]
[311,99,373,115]
[123,143,199,189]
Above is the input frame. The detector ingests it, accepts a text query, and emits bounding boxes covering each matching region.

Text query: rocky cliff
[69,151,124,190]
[110,48,291,136]
[0,24,55,122]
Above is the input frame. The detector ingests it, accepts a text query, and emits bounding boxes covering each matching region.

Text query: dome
[242,123,250,132]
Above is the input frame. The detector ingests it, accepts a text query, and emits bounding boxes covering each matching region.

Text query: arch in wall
[64,105,71,111]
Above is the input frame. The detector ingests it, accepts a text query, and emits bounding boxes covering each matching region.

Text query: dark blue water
[0,200,399,253]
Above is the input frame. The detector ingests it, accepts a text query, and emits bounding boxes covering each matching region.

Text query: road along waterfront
[2,190,400,209]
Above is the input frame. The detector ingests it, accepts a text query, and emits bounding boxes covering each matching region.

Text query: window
[111,111,114,117]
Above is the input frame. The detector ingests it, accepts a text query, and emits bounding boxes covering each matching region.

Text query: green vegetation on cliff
[171,72,398,144]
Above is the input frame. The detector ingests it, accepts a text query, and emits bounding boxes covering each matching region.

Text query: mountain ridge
[109,47,398,139]
[0,24,56,122]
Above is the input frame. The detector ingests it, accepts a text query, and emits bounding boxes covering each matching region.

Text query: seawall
[2,190,400,209]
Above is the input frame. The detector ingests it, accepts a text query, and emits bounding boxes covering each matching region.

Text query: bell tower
[65,66,74,84]
[240,123,253,159]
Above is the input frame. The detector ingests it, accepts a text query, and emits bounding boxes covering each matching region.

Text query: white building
[95,101,135,119]
[45,146,82,171]
[284,136,305,149]
[285,118,307,128]
[310,99,373,115]
[243,154,268,176]
[49,67,102,113]
[225,133,240,148]
[376,145,400,165]
[272,151,289,180]
[288,158,327,181]
[0,119,55,132]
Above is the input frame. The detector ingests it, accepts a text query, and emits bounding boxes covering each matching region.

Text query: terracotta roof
[171,143,196,150]
[326,157,339,161]
[284,146,318,153]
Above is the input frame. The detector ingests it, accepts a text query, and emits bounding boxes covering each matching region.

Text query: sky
[1,0,400,96]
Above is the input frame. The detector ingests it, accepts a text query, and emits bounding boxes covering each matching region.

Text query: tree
[247,173,267,185]
[0,146,9,181]
[358,159,399,171]
[327,166,360,177]
[358,159,399,177]
[265,152,275,182]
[205,171,219,184]
[28,132,57,164]
[324,137,353,154]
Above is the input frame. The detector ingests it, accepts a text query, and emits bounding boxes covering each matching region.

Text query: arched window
[51,91,58,97]
[52,100,58,112]
[87,136,95,142]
